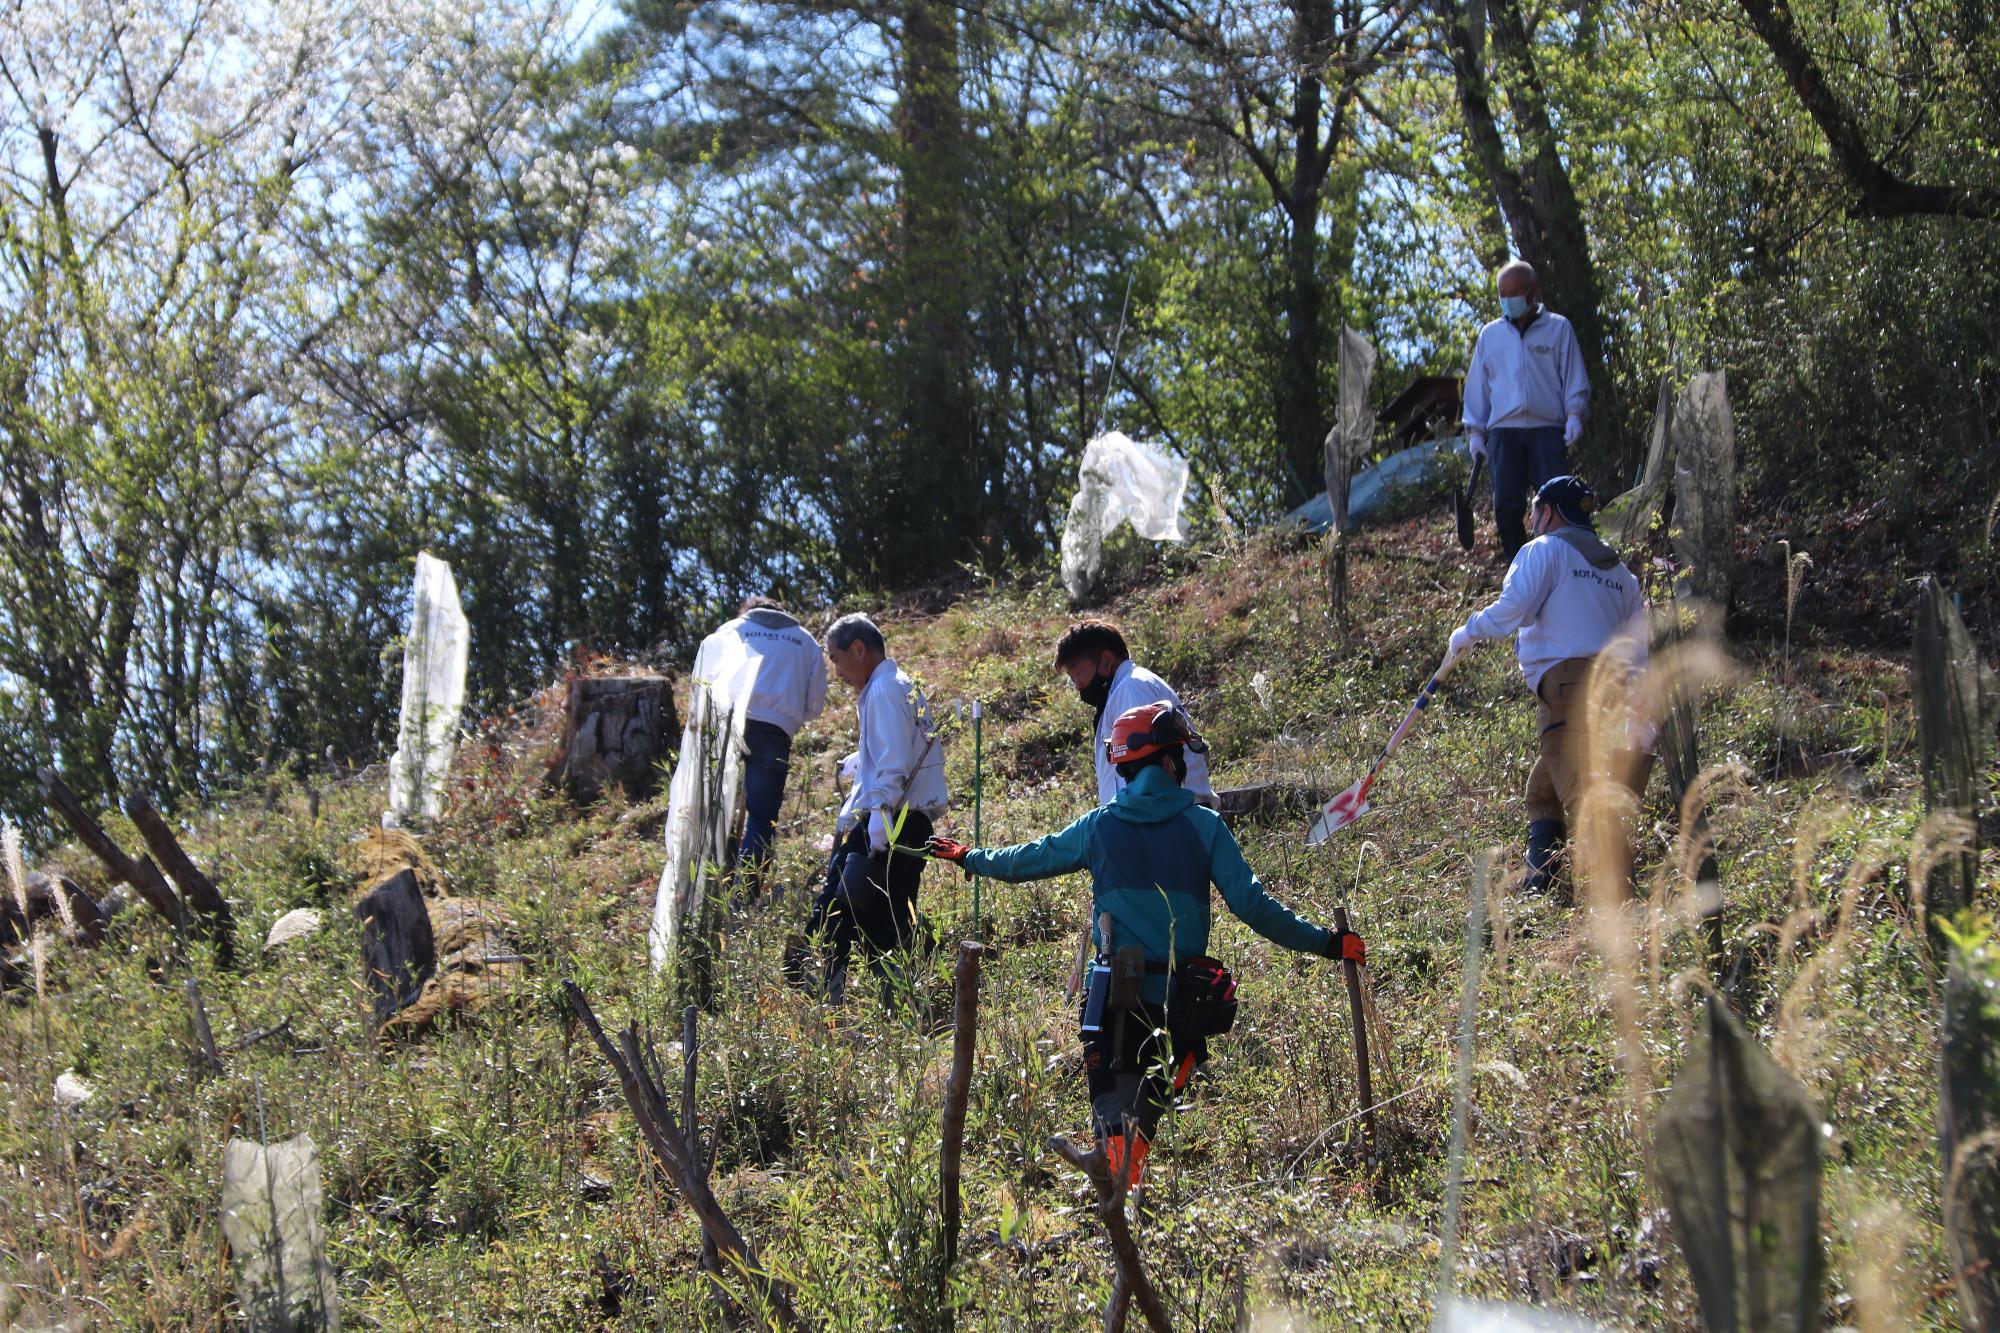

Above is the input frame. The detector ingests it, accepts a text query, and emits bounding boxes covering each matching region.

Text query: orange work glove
[927,836,972,864]
[1324,928,1365,965]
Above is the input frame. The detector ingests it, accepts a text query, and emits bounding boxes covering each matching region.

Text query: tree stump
[354,869,435,1031]
[560,676,679,804]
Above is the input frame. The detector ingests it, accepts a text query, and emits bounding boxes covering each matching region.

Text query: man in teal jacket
[931,701,1363,1189]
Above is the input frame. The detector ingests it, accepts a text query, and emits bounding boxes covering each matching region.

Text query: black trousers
[809,810,933,968]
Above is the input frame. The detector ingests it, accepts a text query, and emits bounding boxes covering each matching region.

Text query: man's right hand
[1468,431,1488,464]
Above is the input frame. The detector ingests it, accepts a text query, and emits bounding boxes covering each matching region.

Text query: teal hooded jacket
[963,765,1332,1002]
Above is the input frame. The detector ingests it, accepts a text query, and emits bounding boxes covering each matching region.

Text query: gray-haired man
[1463,259,1592,562]
[792,614,948,996]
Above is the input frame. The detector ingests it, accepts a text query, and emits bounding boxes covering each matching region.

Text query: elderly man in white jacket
[1448,476,1652,897]
[795,612,947,997]
[1463,259,1592,562]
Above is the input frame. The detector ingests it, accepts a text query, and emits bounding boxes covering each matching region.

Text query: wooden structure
[1376,375,1463,448]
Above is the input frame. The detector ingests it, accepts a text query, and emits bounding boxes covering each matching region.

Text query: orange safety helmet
[1104,701,1209,765]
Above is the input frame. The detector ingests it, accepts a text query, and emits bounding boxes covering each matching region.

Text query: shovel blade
[1456,455,1484,551]
[1306,783,1371,845]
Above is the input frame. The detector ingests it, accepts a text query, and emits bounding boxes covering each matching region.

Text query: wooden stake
[1334,906,1378,1160]
[940,942,983,1264]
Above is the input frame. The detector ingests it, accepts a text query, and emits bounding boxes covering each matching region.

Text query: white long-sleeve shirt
[1461,528,1647,693]
[838,657,949,830]
[1462,308,1591,433]
[698,608,828,737]
[1093,659,1215,806]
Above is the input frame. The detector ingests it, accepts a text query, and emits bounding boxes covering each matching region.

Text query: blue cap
[1535,475,1597,528]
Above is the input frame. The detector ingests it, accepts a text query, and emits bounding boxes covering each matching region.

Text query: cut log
[1214,781,1325,827]
[354,869,435,1031]
[559,675,679,804]
[127,796,235,963]
[37,767,188,934]
[2,872,107,950]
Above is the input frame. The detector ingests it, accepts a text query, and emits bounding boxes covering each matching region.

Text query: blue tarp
[1285,435,1469,533]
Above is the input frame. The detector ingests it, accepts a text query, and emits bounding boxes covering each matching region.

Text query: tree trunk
[558,675,678,804]
[1276,0,1341,504]
[1486,0,1618,471]
[891,0,977,582]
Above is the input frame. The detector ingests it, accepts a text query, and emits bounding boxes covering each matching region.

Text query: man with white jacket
[1462,259,1592,562]
[1053,619,1215,807]
[799,613,948,995]
[692,597,829,892]
[1447,477,1651,896]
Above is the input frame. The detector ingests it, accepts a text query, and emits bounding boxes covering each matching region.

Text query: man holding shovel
[1446,476,1652,897]
[929,702,1363,1190]
[1463,260,1592,562]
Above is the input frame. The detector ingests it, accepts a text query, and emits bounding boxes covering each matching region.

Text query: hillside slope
[0,517,1977,1330]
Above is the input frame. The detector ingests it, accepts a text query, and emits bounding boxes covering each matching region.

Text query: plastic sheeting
[1059,432,1189,602]
[1598,375,1674,547]
[1914,576,1997,917]
[1654,995,1823,1333]
[1670,372,1736,614]
[1287,437,1464,533]
[1323,324,1379,537]
[387,553,469,825]
[1942,933,2000,1328]
[221,1134,341,1331]
[648,633,761,971]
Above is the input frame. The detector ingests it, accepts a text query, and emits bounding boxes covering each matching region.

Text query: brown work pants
[1524,656,1655,824]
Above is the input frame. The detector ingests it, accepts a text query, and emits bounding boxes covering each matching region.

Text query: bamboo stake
[1333,906,1377,1160]
[940,941,983,1264]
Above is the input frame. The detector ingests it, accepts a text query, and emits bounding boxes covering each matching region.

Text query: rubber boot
[1104,1131,1151,1193]
[781,933,812,991]
[1523,820,1566,896]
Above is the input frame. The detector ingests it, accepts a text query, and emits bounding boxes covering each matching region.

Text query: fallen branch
[37,768,188,935]
[562,980,812,1333]
[1050,1134,1172,1333]
[126,796,234,961]
[940,942,983,1265]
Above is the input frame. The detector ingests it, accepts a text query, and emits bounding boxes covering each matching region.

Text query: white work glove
[867,809,890,853]
[1563,414,1582,447]
[838,751,859,784]
[1448,626,1475,660]
[1468,431,1488,464]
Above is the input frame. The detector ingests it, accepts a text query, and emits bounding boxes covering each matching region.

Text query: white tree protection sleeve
[649,634,761,972]
[1059,432,1189,602]
[387,553,469,825]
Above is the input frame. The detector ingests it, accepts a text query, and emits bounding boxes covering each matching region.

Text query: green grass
[0,516,1987,1329]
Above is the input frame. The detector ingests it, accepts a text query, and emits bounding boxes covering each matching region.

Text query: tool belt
[1080,949,1237,1075]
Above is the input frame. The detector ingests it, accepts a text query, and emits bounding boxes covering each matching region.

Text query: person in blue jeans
[930,702,1363,1191]
[1462,260,1592,562]
[688,597,830,898]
